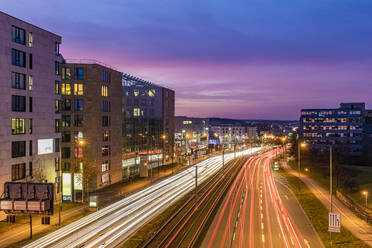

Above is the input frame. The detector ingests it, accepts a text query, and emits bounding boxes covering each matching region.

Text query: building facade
[122,74,175,179]
[60,61,122,201]
[210,124,258,148]
[300,103,368,156]
[0,12,62,196]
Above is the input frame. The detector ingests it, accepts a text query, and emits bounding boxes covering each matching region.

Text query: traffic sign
[328,212,341,232]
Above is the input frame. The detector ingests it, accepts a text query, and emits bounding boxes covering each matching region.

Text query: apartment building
[210,124,258,146]
[299,102,368,156]
[0,12,62,196]
[60,61,122,201]
[122,74,175,179]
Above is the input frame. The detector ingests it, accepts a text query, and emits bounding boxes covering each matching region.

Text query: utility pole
[29,215,32,239]
[330,145,333,247]
[195,165,198,195]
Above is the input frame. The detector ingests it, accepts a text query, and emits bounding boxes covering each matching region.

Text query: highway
[202,150,324,248]
[24,147,262,248]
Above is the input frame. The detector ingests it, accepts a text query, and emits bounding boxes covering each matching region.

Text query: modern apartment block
[60,61,122,201]
[0,12,62,196]
[122,74,175,180]
[210,124,258,147]
[299,102,369,156]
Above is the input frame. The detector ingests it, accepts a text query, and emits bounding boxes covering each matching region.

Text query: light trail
[24,147,262,248]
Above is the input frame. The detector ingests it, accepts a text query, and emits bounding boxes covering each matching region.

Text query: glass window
[62,115,71,127]
[102,100,110,112]
[55,100,60,113]
[11,26,25,45]
[134,89,139,96]
[12,118,25,135]
[55,81,60,94]
[11,49,26,67]
[11,72,26,89]
[61,83,71,95]
[55,42,60,56]
[28,32,33,47]
[12,95,26,112]
[76,68,84,79]
[12,141,26,158]
[102,161,110,172]
[101,145,109,156]
[55,61,60,75]
[74,99,83,111]
[62,132,71,143]
[148,90,155,97]
[62,67,71,80]
[29,119,32,134]
[29,97,32,112]
[102,70,110,82]
[62,147,70,159]
[102,85,108,97]
[55,119,60,133]
[62,99,71,111]
[102,116,110,127]
[28,75,33,91]
[74,83,83,95]
[74,114,83,127]
[133,108,141,116]
[29,54,33,69]
[12,163,26,181]
[103,130,110,142]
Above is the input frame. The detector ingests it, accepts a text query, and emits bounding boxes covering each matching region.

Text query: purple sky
[3,0,372,119]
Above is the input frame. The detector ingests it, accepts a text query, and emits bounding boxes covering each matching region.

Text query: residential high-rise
[122,74,175,180]
[60,61,122,201]
[0,12,62,197]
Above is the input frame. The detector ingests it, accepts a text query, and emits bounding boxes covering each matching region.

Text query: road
[24,147,262,248]
[202,150,324,248]
[287,167,372,247]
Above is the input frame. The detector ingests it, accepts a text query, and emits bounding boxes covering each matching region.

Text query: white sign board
[37,139,54,155]
[328,212,341,232]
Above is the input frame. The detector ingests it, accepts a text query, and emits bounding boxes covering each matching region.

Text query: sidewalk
[286,167,372,247]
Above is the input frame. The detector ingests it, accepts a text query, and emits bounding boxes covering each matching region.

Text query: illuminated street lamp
[298,141,306,193]
[161,134,167,172]
[362,191,368,209]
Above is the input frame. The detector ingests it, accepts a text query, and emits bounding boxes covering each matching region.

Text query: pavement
[202,151,324,248]
[286,167,372,247]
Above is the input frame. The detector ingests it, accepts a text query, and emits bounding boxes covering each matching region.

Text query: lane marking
[262,234,265,243]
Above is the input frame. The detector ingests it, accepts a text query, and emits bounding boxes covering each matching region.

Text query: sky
[2,0,372,120]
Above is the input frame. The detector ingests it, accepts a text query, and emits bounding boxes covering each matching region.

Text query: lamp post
[281,137,286,159]
[298,141,306,193]
[161,134,166,172]
[363,191,368,209]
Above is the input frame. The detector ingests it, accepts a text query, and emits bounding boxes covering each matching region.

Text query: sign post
[328,212,341,233]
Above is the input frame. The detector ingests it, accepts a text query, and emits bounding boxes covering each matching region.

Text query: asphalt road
[202,150,324,248]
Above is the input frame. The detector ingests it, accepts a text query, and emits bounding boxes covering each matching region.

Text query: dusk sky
[3,0,372,120]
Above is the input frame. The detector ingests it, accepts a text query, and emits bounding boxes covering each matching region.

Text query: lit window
[102,85,108,97]
[134,89,139,96]
[74,83,84,95]
[11,118,25,135]
[61,83,71,95]
[28,32,33,47]
[133,108,141,116]
[28,75,33,91]
[148,90,155,97]
[102,161,109,172]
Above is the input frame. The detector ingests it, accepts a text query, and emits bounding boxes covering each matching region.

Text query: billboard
[0,182,54,215]
[74,173,83,190]
[37,139,54,155]
[62,173,72,201]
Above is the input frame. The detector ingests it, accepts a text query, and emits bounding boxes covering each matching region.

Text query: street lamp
[281,137,286,158]
[362,191,368,209]
[161,134,167,172]
[298,141,306,193]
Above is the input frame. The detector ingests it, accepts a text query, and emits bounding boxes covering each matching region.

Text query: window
[29,119,32,134]
[55,42,60,56]
[74,114,83,127]
[62,115,71,127]
[28,75,33,91]
[101,85,108,97]
[12,95,26,112]
[11,26,25,45]
[74,147,83,158]
[28,32,33,47]
[12,163,26,181]
[11,49,26,67]
[29,162,33,177]
[12,72,26,89]
[101,145,109,156]
[55,81,60,94]
[74,83,83,95]
[55,138,60,153]
[76,68,84,79]
[62,68,71,80]
[102,116,110,127]
[62,132,71,143]
[55,100,60,113]
[29,97,32,112]
[55,61,60,75]
[102,100,110,112]
[12,141,26,158]
[61,83,71,95]
[62,162,70,172]
[29,140,32,156]
[148,89,155,97]
[62,99,71,111]
[134,89,139,96]
[102,70,110,82]
[103,130,110,142]
[62,147,70,159]
[55,119,60,132]
[74,99,83,111]
[74,131,83,141]
[102,161,110,172]
[29,54,33,69]
[133,108,141,116]
[12,118,25,135]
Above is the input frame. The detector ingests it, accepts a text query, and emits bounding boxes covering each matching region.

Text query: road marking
[262,234,265,243]
[261,222,264,230]
[261,214,263,219]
